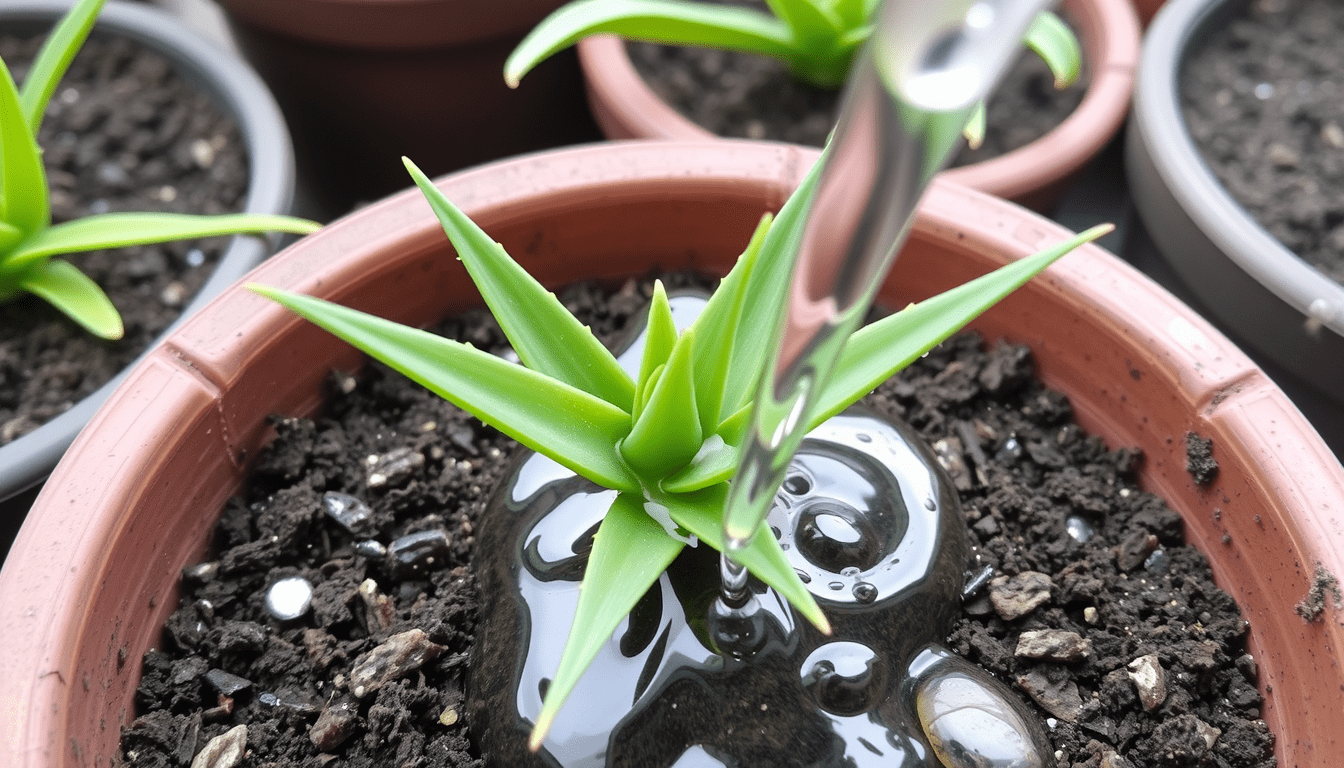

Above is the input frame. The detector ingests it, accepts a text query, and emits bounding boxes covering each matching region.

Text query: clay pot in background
[0,0,298,529]
[215,0,603,220]
[576,0,1139,212]
[1126,0,1344,454]
[1,141,1341,766]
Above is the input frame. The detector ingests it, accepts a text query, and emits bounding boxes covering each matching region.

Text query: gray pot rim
[0,0,297,501]
[1128,0,1344,337]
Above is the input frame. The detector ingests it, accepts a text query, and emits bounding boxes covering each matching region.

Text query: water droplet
[1254,82,1274,100]
[796,501,882,572]
[794,568,812,584]
[828,581,845,591]
[995,437,1022,463]
[924,497,936,511]
[852,582,878,604]
[1065,515,1094,543]
[264,576,313,621]
[855,433,872,443]
[800,642,885,716]
[770,525,782,540]
[840,567,860,578]
[186,248,206,267]
[782,475,811,495]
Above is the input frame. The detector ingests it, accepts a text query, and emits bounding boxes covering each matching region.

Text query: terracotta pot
[1126,0,1344,453]
[216,0,603,220]
[2,141,1342,766]
[575,0,1139,212]
[0,1,298,507]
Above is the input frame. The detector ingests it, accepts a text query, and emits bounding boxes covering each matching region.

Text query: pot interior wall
[21,147,1341,767]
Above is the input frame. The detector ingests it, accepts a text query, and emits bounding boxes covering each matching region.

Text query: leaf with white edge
[7,213,320,270]
[530,491,684,750]
[19,0,105,130]
[1025,11,1081,89]
[18,258,121,339]
[689,213,770,436]
[660,434,738,493]
[251,285,642,493]
[505,0,794,87]
[633,281,677,424]
[808,225,1112,429]
[721,152,826,418]
[0,58,49,236]
[664,486,830,633]
[622,326,702,477]
[405,159,635,411]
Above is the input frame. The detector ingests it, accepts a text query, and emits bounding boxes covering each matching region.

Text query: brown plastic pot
[1,141,1341,766]
[575,0,1139,212]
[215,0,603,219]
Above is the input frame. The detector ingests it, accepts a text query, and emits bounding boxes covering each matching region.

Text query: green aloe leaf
[830,0,868,31]
[0,58,50,237]
[251,285,643,493]
[720,152,825,419]
[963,101,987,149]
[1025,11,1081,90]
[633,281,677,424]
[18,258,121,339]
[762,0,843,52]
[505,0,795,87]
[531,491,685,749]
[808,224,1112,429]
[19,0,105,131]
[690,213,770,436]
[7,212,320,270]
[622,326,703,477]
[660,436,738,493]
[664,485,830,633]
[404,159,635,411]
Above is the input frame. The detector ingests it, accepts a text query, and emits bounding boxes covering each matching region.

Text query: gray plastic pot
[1125,0,1344,403]
[0,0,297,505]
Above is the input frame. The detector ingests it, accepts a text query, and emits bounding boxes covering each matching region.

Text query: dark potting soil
[0,32,245,445]
[1182,0,1344,283]
[122,275,1273,768]
[625,6,1086,167]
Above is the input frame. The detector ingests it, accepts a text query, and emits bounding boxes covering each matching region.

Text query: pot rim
[0,0,297,501]
[3,140,1342,766]
[1129,0,1344,337]
[575,0,1140,211]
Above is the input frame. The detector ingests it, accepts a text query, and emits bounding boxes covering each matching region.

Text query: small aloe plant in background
[0,0,319,340]
[504,0,1083,146]
[253,156,1109,747]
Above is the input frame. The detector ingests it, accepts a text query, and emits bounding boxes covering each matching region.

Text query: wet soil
[0,31,246,445]
[123,276,1273,768]
[1182,0,1344,283]
[625,4,1086,168]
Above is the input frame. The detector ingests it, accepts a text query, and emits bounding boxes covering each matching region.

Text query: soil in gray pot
[0,32,247,446]
[625,2,1086,170]
[122,274,1272,768]
[1182,0,1344,283]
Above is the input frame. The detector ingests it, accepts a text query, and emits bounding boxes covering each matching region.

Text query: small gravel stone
[365,446,424,488]
[989,571,1053,620]
[349,629,446,699]
[1014,630,1091,662]
[358,578,396,632]
[1114,531,1159,572]
[310,698,360,751]
[190,724,246,768]
[388,529,452,577]
[264,575,313,621]
[1127,654,1167,711]
[323,492,375,534]
[204,669,252,697]
[1016,666,1083,722]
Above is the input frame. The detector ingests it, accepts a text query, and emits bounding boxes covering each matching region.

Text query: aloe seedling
[253,156,1110,747]
[504,0,1082,145]
[0,0,319,340]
